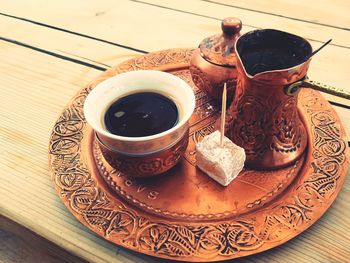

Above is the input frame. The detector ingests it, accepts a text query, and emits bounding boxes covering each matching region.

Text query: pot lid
[199,17,242,66]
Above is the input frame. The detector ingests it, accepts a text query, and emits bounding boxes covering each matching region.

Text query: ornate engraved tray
[49,48,348,262]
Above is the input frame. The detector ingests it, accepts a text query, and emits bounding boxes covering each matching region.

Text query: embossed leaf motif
[71,95,86,120]
[148,227,169,251]
[216,223,229,233]
[299,187,322,209]
[313,111,335,126]
[200,232,226,253]
[226,227,262,253]
[315,127,333,141]
[120,217,133,228]
[320,140,344,157]
[62,173,75,187]
[235,230,257,247]
[150,227,159,242]
[59,168,87,191]
[323,160,339,175]
[312,150,323,159]
[227,229,239,249]
[76,196,92,206]
[106,214,121,236]
[176,226,196,246]
[157,231,169,248]
[165,241,190,256]
[106,213,133,237]
[51,139,78,154]
[85,212,112,231]
[199,238,218,252]
[69,188,99,213]
[281,206,304,227]
[66,122,82,132]
[92,191,110,209]
[55,121,83,135]
[168,229,197,255]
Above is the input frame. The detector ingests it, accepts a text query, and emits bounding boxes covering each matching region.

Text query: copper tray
[49,48,348,262]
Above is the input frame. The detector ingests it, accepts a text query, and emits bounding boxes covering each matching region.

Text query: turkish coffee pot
[226,29,312,169]
[225,29,350,170]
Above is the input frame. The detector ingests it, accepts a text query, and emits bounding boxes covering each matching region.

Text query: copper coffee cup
[84,70,195,177]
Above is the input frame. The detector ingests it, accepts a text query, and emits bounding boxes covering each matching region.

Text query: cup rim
[84,70,195,142]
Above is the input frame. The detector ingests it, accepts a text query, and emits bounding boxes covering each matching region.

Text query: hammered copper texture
[49,48,348,262]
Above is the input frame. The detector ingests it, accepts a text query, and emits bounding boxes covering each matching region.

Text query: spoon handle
[303,79,350,100]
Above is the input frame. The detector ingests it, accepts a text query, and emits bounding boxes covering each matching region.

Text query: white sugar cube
[196,130,246,186]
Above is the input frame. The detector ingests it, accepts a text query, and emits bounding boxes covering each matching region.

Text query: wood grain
[3,0,348,46]
[0,0,349,262]
[0,216,87,263]
[0,15,141,69]
[136,0,350,47]
[205,0,350,29]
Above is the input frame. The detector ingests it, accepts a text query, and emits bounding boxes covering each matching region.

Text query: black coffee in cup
[104,92,179,137]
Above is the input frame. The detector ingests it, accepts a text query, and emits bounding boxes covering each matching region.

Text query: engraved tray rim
[49,48,349,262]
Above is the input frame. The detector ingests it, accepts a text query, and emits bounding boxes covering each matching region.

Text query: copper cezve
[226,29,313,169]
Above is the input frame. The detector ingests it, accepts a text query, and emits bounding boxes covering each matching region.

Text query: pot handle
[284,77,350,100]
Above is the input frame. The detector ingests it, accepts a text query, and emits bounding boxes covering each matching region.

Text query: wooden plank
[204,0,350,29]
[0,15,141,69]
[0,215,87,263]
[132,0,350,47]
[1,0,350,102]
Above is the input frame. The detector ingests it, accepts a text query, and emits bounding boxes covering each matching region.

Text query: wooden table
[1,1,349,262]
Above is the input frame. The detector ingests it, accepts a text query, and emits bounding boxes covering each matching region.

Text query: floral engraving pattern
[99,134,189,177]
[49,49,348,261]
[271,97,302,153]
[227,78,307,165]
[189,65,212,97]
[228,95,267,156]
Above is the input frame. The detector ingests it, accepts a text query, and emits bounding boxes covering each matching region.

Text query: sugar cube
[196,130,246,186]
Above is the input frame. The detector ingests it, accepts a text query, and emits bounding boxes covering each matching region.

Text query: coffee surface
[241,49,301,76]
[104,92,178,137]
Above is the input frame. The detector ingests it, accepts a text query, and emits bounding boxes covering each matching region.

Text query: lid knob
[197,17,242,66]
[221,17,242,36]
